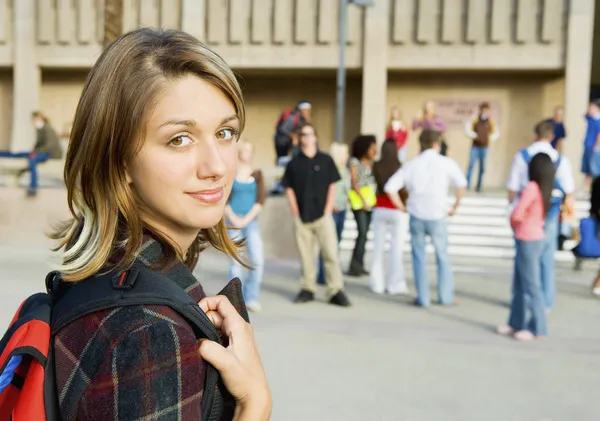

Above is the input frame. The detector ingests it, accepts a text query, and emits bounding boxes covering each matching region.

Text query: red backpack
[0,265,248,421]
[275,108,300,132]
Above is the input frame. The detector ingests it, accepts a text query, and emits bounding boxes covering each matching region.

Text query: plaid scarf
[54,237,208,421]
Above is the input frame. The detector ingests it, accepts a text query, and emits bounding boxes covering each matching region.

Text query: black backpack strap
[48,263,247,421]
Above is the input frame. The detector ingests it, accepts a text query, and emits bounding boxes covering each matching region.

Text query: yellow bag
[348,187,376,210]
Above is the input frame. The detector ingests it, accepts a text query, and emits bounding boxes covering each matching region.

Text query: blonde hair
[51,28,246,281]
[329,142,349,172]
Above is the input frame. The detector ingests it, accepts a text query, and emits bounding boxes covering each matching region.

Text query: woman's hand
[198,296,271,421]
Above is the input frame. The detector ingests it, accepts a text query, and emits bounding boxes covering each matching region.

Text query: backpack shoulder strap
[520,148,530,163]
[49,264,220,340]
[555,155,562,169]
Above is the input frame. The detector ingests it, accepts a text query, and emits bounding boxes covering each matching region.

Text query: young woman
[347,135,377,277]
[589,176,600,296]
[370,139,409,294]
[317,142,350,285]
[498,153,553,341]
[226,141,266,312]
[413,100,448,156]
[385,106,409,163]
[50,28,270,420]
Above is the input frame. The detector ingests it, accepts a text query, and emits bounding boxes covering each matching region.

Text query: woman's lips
[186,188,224,204]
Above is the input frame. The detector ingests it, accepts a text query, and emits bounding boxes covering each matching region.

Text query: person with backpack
[0,29,271,421]
[498,153,554,341]
[274,101,311,160]
[507,121,575,311]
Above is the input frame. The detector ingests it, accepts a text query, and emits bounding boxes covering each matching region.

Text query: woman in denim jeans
[498,153,554,341]
[317,142,350,285]
[226,141,267,312]
[347,135,377,277]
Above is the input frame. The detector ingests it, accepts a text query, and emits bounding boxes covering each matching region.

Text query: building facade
[0,0,596,187]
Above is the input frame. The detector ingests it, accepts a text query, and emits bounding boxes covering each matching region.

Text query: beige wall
[0,70,12,150]
[387,73,565,189]
[40,70,88,141]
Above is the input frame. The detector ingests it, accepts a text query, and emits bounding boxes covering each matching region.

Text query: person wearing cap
[277,101,312,158]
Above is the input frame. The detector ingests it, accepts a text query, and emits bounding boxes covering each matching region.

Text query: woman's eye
[169,135,193,147]
[216,128,237,141]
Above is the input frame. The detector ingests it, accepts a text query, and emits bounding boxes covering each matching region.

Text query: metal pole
[335,0,348,143]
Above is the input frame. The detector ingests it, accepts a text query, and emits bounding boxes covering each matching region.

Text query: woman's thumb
[198,339,231,372]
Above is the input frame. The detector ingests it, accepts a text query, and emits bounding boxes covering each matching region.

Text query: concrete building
[0,0,597,188]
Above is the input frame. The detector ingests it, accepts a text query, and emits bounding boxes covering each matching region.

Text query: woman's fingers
[199,295,249,338]
[198,339,234,375]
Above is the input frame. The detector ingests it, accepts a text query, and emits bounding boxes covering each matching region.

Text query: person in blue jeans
[498,153,553,340]
[464,102,499,192]
[507,121,575,310]
[317,143,350,285]
[384,129,467,307]
[225,141,267,313]
[0,111,62,196]
[582,100,600,191]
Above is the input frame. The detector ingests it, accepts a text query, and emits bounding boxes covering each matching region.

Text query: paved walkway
[0,187,599,420]
[0,244,598,421]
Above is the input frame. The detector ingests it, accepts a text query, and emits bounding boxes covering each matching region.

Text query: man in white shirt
[506,121,575,310]
[384,129,467,307]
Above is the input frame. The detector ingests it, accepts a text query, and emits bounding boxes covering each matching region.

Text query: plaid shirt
[54,238,208,421]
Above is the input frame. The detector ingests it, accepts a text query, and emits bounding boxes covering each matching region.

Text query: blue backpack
[572,217,600,258]
[520,149,565,220]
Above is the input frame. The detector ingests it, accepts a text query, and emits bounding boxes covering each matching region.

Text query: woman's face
[366,142,377,160]
[424,101,435,116]
[391,107,400,120]
[127,74,239,248]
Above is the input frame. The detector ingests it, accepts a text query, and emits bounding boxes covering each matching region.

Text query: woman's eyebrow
[159,119,197,129]
[220,114,239,125]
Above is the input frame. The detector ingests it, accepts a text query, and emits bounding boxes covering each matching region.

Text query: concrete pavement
[1,187,599,420]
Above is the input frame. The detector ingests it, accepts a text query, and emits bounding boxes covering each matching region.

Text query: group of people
[264,96,600,344]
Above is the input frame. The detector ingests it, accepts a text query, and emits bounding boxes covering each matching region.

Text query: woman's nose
[196,140,228,180]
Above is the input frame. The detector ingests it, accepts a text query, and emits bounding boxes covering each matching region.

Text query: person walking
[498,153,554,341]
[347,134,377,277]
[49,28,271,420]
[464,102,500,192]
[507,121,575,310]
[317,142,350,286]
[369,138,409,295]
[384,129,466,307]
[226,141,266,313]
[282,123,351,306]
[385,106,409,162]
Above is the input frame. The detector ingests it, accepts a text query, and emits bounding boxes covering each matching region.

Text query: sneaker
[496,325,516,336]
[294,289,314,303]
[514,330,535,341]
[329,291,351,307]
[246,301,263,313]
[592,287,600,297]
[369,286,385,295]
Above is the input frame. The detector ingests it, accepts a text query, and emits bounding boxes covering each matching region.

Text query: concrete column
[563,0,595,188]
[359,0,389,143]
[11,0,40,152]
